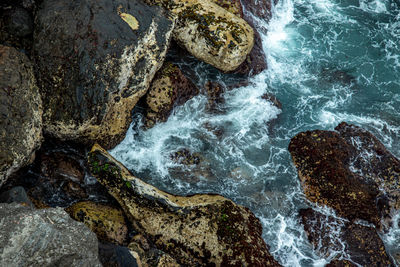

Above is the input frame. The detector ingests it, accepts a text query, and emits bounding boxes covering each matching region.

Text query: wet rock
[144,62,199,128]
[241,0,273,20]
[325,260,357,267]
[321,68,356,86]
[0,186,34,208]
[66,201,128,245]
[299,208,393,266]
[33,0,174,149]
[211,0,267,75]
[147,0,254,72]
[288,122,400,227]
[98,242,139,267]
[203,122,224,138]
[204,81,225,111]
[0,45,42,188]
[0,203,101,266]
[170,149,201,165]
[261,93,282,110]
[88,144,281,266]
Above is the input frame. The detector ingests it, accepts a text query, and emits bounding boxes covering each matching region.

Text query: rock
[0,186,34,208]
[261,93,282,110]
[98,242,140,267]
[144,62,199,128]
[204,81,225,111]
[241,0,273,20]
[299,208,393,266]
[0,203,101,266]
[66,201,128,245]
[209,0,267,75]
[147,0,254,72]
[325,260,357,267]
[288,122,400,227]
[88,144,281,266]
[0,45,42,188]
[2,7,33,37]
[33,0,174,149]
[157,254,180,267]
[170,149,201,165]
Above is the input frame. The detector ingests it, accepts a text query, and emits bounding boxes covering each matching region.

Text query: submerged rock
[299,208,393,266]
[147,0,254,72]
[33,0,174,149]
[0,203,101,266]
[0,45,42,188]
[66,201,128,245]
[88,144,281,266]
[204,81,225,111]
[289,122,400,227]
[144,62,199,128]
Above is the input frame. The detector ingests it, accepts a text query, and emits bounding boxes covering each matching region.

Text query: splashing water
[111,0,400,265]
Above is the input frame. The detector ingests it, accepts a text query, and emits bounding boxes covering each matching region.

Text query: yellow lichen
[119,13,139,31]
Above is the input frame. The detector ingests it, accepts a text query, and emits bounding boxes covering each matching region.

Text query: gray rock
[0,45,43,188]
[33,0,174,149]
[0,186,34,208]
[0,203,101,266]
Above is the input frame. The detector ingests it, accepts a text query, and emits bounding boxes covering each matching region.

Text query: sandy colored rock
[147,0,254,72]
[33,0,174,149]
[88,144,281,266]
[0,45,42,188]
[66,201,128,245]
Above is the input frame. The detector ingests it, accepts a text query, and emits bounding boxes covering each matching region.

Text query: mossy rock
[66,201,128,245]
[87,144,281,266]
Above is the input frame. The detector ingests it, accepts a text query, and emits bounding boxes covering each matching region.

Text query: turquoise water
[111,0,400,265]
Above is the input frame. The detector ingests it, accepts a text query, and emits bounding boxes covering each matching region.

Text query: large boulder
[147,0,254,72]
[0,203,101,266]
[88,144,281,266]
[144,61,199,128]
[33,0,174,149]
[289,122,400,227]
[299,208,393,266]
[0,45,42,188]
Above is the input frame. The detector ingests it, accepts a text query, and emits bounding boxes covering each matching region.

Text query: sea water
[111,0,400,265]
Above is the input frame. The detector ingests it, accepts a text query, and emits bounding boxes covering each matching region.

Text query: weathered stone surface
[33,0,174,149]
[147,0,254,72]
[0,186,34,208]
[0,203,101,266]
[289,122,400,227]
[88,144,281,266]
[0,45,42,188]
[299,208,393,266]
[98,242,139,267]
[66,201,128,245]
[144,62,199,128]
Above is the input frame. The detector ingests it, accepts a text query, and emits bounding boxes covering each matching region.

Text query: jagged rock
[170,149,201,165]
[204,81,225,111]
[66,201,128,245]
[147,0,254,72]
[98,242,140,267]
[241,0,273,20]
[299,208,393,266]
[144,62,199,128]
[289,122,400,227]
[88,144,281,266]
[33,0,174,149]
[0,45,42,188]
[0,186,34,208]
[0,203,101,266]
[261,93,282,110]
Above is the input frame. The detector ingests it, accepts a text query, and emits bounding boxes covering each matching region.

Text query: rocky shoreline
[1,0,399,266]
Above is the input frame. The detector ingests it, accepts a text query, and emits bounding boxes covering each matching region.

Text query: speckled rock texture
[211,0,268,75]
[289,122,400,228]
[0,203,101,266]
[144,61,199,128]
[66,201,128,245]
[0,45,42,188]
[299,208,393,267]
[146,0,254,72]
[88,144,281,266]
[33,0,174,149]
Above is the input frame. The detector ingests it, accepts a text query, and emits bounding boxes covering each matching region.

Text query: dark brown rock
[0,45,42,188]
[261,93,282,110]
[204,81,225,111]
[33,0,174,149]
[241,0,273,20]
[289,122,400,227]
[144,62,199,128]
[325,260,357,267]
[299,208,393,267]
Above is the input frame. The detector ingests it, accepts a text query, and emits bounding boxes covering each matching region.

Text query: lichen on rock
[87,144,281,266]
